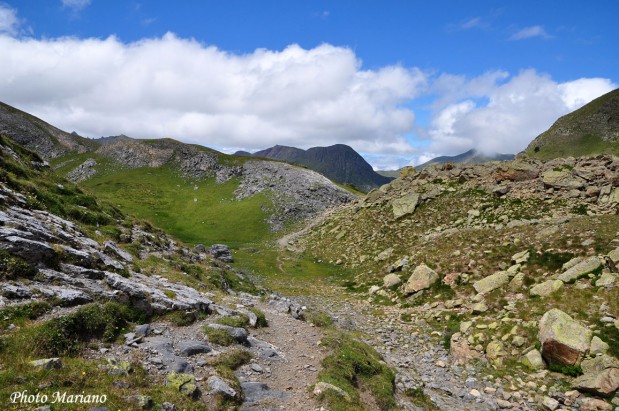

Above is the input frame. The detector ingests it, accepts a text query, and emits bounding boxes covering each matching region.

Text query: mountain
[0,102,355,244]
[252,144,393,192]
[0,101,96,158]
[416,149,514,170]
[524,88,619,159]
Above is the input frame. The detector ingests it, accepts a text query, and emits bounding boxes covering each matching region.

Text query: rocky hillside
[416,149,515,170]
[288,155,619,410]
[251,144,393,192]
[0,101,95,158]
[0,101,355,238]
[524,88,619,159]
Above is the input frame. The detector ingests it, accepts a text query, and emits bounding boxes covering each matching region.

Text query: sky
[0,1,617,169]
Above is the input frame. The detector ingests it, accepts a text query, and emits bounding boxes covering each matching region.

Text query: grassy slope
[53,153,273,248]
[528,134,619,160]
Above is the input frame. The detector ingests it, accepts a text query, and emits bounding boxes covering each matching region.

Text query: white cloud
[0,33,426,155]
[0,4,19,35]
[62,0,91,10]
[461,17,482,30]
[510,25,552,40]
[426,69,616,156]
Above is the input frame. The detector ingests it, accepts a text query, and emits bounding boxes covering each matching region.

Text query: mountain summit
[251,144,392,192]
[524,88,619,159]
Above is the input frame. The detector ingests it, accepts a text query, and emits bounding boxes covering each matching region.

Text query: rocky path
[238,299,327,410]
[299,292,538,411]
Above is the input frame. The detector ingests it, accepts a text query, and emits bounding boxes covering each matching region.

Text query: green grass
[318,330,396,411]
[215,315,250,328]
[68,160,273,248]
[247,307,268,328]
[203,326,236,346]
[213,348,252,371]
[529,134,619,160]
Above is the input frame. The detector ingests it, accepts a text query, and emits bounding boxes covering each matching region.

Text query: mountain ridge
[250,143,393,192]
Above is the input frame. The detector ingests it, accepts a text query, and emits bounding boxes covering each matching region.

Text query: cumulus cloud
[61,0,91,11]
[0,3,19,35]
[425,69,616,156]
[510,25,552,40]
[0,33,426,155]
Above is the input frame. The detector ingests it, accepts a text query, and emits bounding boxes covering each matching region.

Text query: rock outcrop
[538,309,592,366]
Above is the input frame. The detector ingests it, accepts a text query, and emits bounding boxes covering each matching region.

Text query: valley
[1,90,619,411]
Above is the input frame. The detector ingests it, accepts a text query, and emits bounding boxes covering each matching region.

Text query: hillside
[524,88,619,159]
[252,144,393,192]
[417,149,515,169]
[286,156,619,410]
[0,101,355,246]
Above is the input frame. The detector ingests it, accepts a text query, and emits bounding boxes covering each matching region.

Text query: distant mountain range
[237,144,392,192]
[523,88,619,159]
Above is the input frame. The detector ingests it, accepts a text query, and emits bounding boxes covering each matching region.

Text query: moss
[215,314,250,328]
[203,326,236,346]
[214,348,252,371]
[247,307,268,328]
[318,331,396,410]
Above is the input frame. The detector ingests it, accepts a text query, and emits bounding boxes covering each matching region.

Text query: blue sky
[1,1,617,168]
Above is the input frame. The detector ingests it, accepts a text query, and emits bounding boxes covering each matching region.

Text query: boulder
[511,250,530,264]
[208,376,237,398]
[403,264,439,294]
[495,161,539,182]
[557,257,602,283]
[530,280,564,297]
[167,373,197,397]
[596,272,617,288]
[590,336,609,356]
[542,169,586,190]
[486,341,505,363]
[209,244,233,263]
[473,271,510,294]
[573,368,619,397]
[391,193,420,218]
[178,341,211,356]
[538,308,592,366]
[521,349,545,370]
[29,358,62,369]
[383,273,402,289]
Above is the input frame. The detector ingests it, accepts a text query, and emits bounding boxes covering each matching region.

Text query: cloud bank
[0,23,615,168]
[0,33,426,155]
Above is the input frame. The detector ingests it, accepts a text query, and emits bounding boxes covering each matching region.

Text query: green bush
[247,307,268,328]
[32,302,145,356]
[215,315,249,328]
[214,348,252,370]
[548,363,583,377]
[203,326,235,346]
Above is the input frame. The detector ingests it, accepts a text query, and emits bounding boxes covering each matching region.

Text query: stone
[582,355,619,375]
[521,349,545,370]
[209,244,233,263]
[167,373,197,397]
[486,341,505,361]
[511,250,530,264]
[608,247,619,265]
[449,332,481,365]
[530,280,564,297]
[472,302,488,314]
[29,358,62,369]
[574,368,619,397]
[542,396,559,410]
[591,336,610,355]
[558,256,602,283]
[104,241,133,262]
[579,397,614,410]
[538,308,592,366]
[473,271,510,294]
[313,382,351,401]
[508,273,525,291]
[597,272,617,288]
[496,399,513,409]
[134,324,151,338]
[207,375,237,398]
[496,161,539,182]
[403,264,439,294]
[105,357,132,376]
[368,285,380,295]
[542,169,586,190]
[178,341,211,356]
[391,192,420,218]
[383,273,402,289]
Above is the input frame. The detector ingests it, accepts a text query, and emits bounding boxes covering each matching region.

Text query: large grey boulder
[208,376,237,398]
[473,271,510,294]
[542,169,586,190]
[573,355,619,397]
[538,308,592,366]
[557,256,602,283]
[383,273,402,289]
[209,244,233,263]
[403,264,439,294]
[178,341,211,356]
[391,193,420,218]
[530,280,564,297]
